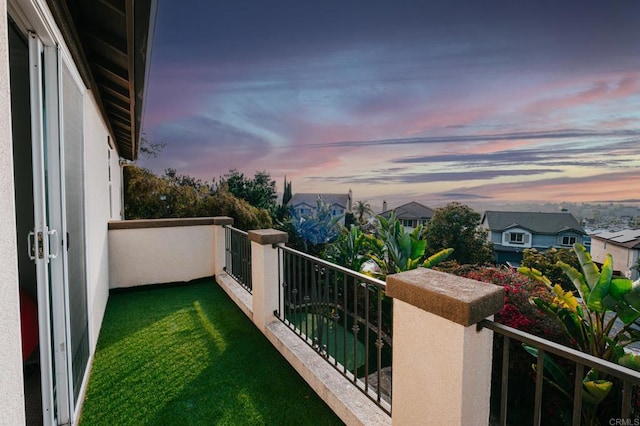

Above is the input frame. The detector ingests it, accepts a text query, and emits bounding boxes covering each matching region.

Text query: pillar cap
[212,216,234,226]
[248,229,289,245]
[387,268,504,326]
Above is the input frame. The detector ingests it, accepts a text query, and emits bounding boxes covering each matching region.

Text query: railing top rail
[224,225,248,236]
[479,319,640,383]
[277,243,387,290]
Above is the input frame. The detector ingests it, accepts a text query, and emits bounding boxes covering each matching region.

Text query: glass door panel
[61,58,90,407]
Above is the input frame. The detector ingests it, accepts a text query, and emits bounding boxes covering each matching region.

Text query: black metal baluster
[572,362,583,426]
[376,286,383,403]
[343,272,348,373]
[352,278,359,381]
[533,348,544,426]
[622,380,632,420]
[500,336,510,426]
[311,261,317,350]
[364,284,370,393]
[333,269,339,367]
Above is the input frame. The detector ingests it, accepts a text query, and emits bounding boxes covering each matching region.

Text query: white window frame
[510,233,524,243]
[502,228,532,247]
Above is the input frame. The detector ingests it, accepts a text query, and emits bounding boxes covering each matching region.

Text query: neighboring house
[379,201,434,231]
[482,211,586,265]
[590,229,640,280]
[287,190,352,224]
[1,1,155,424]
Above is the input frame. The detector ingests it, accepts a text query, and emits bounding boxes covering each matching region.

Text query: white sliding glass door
[27,31,89,425]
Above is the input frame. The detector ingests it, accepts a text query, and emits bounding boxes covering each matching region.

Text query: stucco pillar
[212,216,233,276]
[386,268,504,426]
[248,229,288,332]
[0,2,27,422]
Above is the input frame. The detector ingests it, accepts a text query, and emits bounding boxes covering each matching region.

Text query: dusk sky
[141,1,640,209]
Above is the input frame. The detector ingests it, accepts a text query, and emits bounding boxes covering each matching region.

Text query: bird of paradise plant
[519,243,640,424]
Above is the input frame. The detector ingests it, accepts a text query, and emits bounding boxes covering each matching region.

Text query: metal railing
[224,226,252,293]
[275,245,392,414]
[479,319,640,425]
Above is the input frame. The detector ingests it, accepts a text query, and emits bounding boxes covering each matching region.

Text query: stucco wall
[108,222,216,288]
[591,239,639,280]
[84,94,114,350]
[0,0,27,422]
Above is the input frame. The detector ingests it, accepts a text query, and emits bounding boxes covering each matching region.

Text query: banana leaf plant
[519,243,640,364]
[366,212,453,278]
[518,243,640,423]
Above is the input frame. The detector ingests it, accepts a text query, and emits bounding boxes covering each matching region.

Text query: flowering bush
[438,263,571,344]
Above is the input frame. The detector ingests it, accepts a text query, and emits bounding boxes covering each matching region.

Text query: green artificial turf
[79,279,345,426]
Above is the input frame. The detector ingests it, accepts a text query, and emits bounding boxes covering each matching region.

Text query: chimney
[348,188,353,211]
[383,200,387,212]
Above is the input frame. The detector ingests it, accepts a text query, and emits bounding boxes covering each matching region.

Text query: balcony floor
[79,278,344,425]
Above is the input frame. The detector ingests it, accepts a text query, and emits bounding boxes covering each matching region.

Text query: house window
[402,219,414,227]
[332,209,340,216]
[421,219,428,226]
[562,236,577,246]
[510,233,524,244]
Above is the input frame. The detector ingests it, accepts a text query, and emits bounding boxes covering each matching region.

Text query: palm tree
[353,200,373,224]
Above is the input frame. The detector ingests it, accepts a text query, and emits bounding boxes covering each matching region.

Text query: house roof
[47,0,156,160]
[379,201,434,220]
[287,193,351,209]
[482,211,585,235]
[591,229,640,249]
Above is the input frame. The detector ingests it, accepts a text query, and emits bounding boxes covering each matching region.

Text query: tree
[423,202,493,265]
[138,133,166,159]
[272,175,293,223]
[220,169,277,211]
[123,165,271,230]
[200,183,272,230]
[521,247,580,291]
[282,175,292,206]
[353,200,373,224]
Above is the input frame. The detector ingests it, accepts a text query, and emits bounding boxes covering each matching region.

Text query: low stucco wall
[108,218,217,288]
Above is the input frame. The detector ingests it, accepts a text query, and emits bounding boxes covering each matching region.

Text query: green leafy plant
[367,212,452,277]
[519,243,640,362]
[519,243,640,424]
[286,197,343,253]
[323,225,370,272]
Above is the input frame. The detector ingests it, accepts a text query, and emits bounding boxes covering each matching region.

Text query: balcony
[100,217,640,425]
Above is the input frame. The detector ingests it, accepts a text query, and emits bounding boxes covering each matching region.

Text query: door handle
[27,231,36,260]
[48,229,59,259]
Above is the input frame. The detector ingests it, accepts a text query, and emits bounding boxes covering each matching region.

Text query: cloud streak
[309,129,640,149]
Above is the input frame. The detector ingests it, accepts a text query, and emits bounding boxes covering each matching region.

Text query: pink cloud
[445,169,640,203]
[525,74,640,116]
